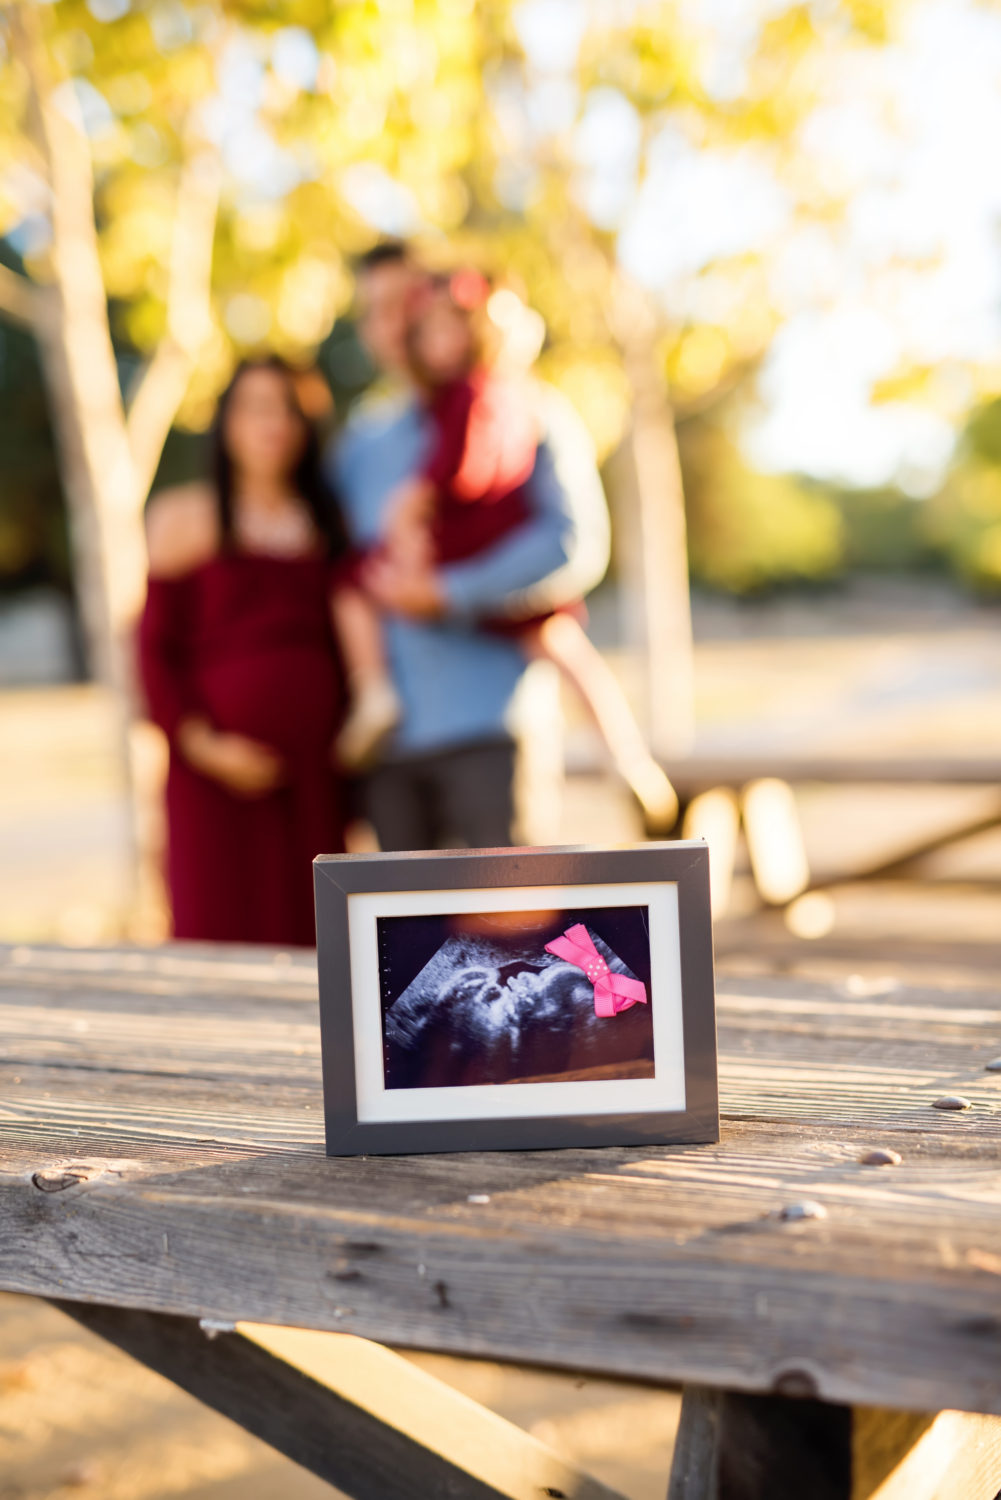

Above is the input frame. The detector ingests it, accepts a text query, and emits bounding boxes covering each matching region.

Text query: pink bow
[544,924,648,1018]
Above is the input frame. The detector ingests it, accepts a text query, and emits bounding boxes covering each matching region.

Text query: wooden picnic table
[655,754,1001,910]
[2,939,1001,1500]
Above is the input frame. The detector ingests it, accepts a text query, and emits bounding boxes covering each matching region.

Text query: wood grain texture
[53,1302,625,1500]
[3,943,1001,1415]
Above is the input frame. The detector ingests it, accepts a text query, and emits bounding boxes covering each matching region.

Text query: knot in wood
[31,1164,102,1194]
[432,1280,451,1310]
[772,1367,820,1399]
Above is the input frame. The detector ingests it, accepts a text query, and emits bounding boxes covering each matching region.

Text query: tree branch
[7,2,58,166]
[126,149,221,499]
[123,341,191,497]
[7,2,112,361]
[0,263,40,326]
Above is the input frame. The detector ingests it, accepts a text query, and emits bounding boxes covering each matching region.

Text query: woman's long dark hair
[210,355,346,557]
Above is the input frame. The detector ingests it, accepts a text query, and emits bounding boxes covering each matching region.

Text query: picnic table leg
[666,1385,850,1499]
[680,790,740,915]
[740,779,810,908]
[50,1300,626,1500]
[680,778,811,915]
[666,1383,1001,1499]
[664,1385,720,1498]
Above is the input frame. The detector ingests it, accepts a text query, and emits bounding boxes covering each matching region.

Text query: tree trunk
[7,3,217,939]
[10,2,148,695]
[34,296,146,705]
[616,338,696,761]
[33,281,157,934]
[25,50,152,932]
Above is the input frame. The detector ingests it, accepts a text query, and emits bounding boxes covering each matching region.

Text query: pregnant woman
[139,357,347,945]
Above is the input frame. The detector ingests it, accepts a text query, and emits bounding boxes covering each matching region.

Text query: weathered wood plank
[2,944,1001,1415]
[53,1302,625,1500]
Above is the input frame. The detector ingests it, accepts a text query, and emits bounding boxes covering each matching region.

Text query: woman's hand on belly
[177,717,286,798]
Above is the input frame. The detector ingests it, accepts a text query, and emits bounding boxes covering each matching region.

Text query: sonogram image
[378,905,654,1089]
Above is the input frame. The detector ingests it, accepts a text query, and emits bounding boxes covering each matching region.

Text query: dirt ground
[2,581,1000,1499]
[0,1297,681,1500]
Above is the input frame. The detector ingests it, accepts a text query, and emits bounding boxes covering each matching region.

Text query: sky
[743,0,1001,490]
[518,0,1001,492]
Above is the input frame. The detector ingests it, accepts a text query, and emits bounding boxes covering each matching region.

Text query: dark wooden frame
[313,841,718,1156]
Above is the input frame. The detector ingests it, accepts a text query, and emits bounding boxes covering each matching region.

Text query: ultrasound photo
[378,905,655,1090]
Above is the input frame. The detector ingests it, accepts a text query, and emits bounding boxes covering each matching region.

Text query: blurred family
[139,239,677,945]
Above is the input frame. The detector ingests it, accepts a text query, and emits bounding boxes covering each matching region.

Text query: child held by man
[333,269,678,832]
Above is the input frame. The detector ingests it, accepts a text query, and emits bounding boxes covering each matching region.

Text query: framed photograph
[313,843,717,1156]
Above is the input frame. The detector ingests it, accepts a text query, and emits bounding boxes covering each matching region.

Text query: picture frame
[313,842,718,1156]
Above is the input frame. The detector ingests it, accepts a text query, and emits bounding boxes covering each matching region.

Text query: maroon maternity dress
[138,549,346,946]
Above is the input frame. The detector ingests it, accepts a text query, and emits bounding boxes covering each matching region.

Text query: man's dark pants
[365,738,516,851]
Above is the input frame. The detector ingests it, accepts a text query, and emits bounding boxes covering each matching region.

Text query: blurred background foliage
[922,398,1001,591]
[3,0,1001,619]
[0,251,67,595]
[679,407,846,593]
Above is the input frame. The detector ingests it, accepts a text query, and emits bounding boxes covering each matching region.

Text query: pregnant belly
[195,645,340,756]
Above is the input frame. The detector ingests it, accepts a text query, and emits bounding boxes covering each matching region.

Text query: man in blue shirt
[330,242,610,850]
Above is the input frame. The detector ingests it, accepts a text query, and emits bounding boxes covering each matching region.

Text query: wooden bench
[3,940,1001,1499]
